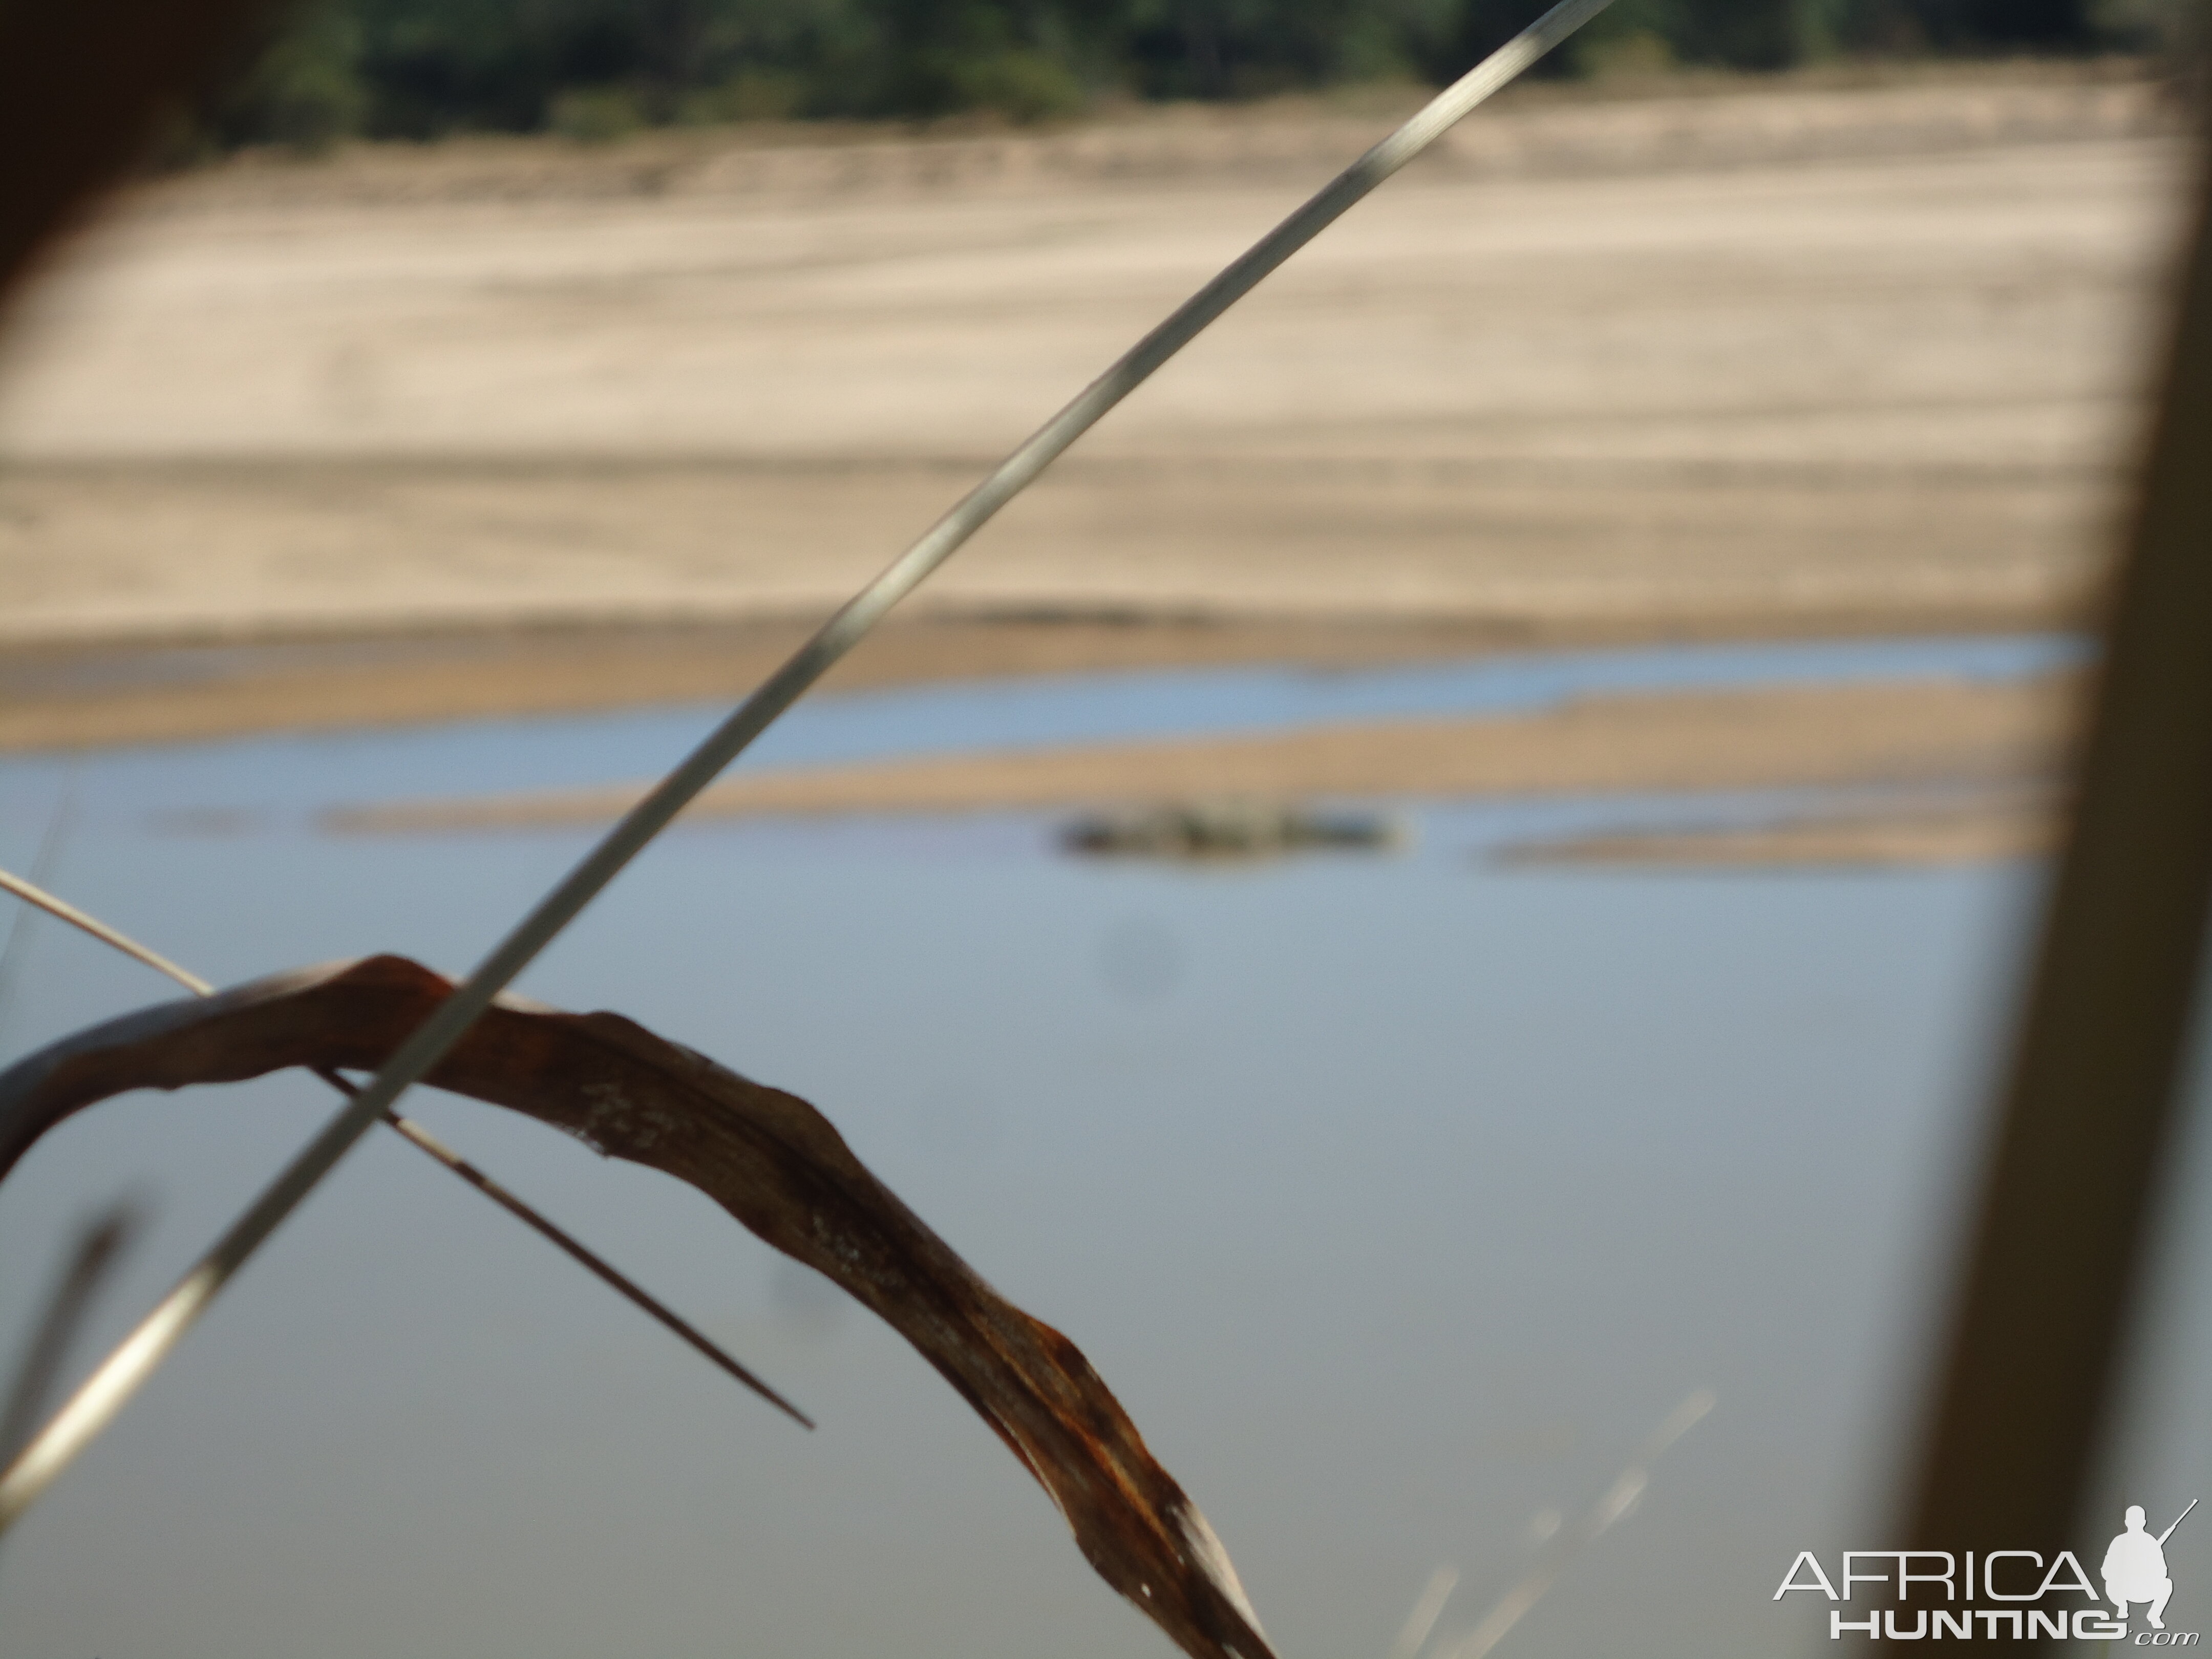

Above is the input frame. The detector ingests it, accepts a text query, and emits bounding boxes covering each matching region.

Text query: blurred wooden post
[1902,96,2212,1643]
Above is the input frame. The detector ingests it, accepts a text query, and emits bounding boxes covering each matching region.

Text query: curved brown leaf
[0,955,1274,1659]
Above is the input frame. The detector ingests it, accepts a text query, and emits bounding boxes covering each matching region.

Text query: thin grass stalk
[1437,1389,1713,1659]
[0,866,809,1429]
[0,783,77,1039]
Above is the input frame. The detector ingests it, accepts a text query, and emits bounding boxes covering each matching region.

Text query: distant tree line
[186,0,2185,150]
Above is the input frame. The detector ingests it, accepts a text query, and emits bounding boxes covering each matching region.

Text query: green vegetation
[186,0,2187,149]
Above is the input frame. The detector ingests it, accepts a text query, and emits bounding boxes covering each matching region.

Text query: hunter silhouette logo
[2107,1502,2195,1632]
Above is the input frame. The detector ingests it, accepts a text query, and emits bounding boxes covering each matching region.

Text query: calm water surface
[2,631,2205,1659]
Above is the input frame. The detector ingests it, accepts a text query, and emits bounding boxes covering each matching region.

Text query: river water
[1,630,2206,1659]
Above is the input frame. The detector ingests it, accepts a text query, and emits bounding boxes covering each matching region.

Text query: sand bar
[1499,789,2060,866]
[0,612,1735,754]
[324,672,2080,832]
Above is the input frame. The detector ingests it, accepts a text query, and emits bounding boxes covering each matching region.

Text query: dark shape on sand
[1065,798,1401,860]
[0,955,1274,1659]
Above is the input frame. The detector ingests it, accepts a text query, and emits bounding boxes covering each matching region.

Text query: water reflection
[1097,918,1182,1003]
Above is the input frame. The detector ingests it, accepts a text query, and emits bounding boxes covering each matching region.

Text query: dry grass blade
[0,955,1278,1659]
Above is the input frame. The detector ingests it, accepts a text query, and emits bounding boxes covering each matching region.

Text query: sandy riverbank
[0,67,2185,751]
